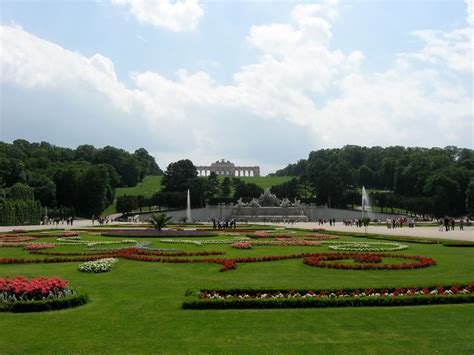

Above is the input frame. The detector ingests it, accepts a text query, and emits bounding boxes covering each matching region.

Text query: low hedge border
[182,285,474,309]
[0,293,88,313]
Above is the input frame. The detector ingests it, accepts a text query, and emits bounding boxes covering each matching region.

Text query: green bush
[0,294,88,313]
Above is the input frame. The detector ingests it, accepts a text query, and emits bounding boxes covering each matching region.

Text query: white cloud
[1,0,473,174]
[466,0,474,25]
[112,0,203,32]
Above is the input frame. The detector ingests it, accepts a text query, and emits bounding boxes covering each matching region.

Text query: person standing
[460,218,464,231]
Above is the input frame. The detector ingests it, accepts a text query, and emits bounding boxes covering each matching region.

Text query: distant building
[196,159,260,177]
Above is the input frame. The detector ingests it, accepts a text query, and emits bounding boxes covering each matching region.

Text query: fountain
[186,189,192,223]
[361,186,369,220]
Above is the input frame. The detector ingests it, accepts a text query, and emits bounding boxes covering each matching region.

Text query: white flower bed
[160,237,250,246]
[322,241,408,252]
[57,237,136,247]
[78,258,118,273]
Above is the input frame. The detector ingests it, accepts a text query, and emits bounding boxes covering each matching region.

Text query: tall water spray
[361,186,374,221]
[361,186,369,220]
[186,189,192,223]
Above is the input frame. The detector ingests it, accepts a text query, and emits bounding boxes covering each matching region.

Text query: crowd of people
[91,215,113,225]
[385,217,416,229]
[41,216,75,226]
[211,218,237,229]
[438,217,470,231]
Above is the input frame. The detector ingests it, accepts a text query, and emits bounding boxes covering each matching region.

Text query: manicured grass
[103,176,163,215]
[1,229,473,353]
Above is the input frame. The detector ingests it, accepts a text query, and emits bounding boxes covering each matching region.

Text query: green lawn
[0,229,473,353]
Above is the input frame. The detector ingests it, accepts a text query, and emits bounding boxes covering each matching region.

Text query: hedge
[182,285,474,309]
[0,293,88,313]
[0,199,42,226]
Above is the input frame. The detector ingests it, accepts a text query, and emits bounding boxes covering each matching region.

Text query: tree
[148,213,172,230]
[116,195,138,214]
[28,174,56,207]
[466,178,474,214]
[9,183,35,201]
[233,179,264,199]
[77,165,115,216]
[161,159,197,192]
[423,172,460,217]
[134,148,162,176]
[220,177,231,198]
[270,178,299,199]
[358,165,374,188]
[207,172,219,197]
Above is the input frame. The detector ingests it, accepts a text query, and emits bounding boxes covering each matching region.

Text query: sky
[0,0,473,175]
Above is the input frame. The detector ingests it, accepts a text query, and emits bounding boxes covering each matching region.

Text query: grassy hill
[104,175,292,215]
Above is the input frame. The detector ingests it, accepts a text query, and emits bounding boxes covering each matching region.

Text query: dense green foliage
[0,140,162,217]
[148,213,172,230]
[273,145,473,216]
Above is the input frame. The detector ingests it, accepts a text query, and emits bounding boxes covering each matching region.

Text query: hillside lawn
[104,175,292,215]
[0,230,473,353]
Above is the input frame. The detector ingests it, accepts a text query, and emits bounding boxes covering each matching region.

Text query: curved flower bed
[101,230,217,238]
[324,241,408,252]
[303,253,435,270]
[183,284,474,309]
[0,276,87,312]
[0,248,437,273]
[56,236,137,247]
[160,237,250,246]
[250,240,321,247]
[0,236,38,243]
[78,258,118,273]
[23,244,55,250]
[231,242,252,249]
[353,254,382,263]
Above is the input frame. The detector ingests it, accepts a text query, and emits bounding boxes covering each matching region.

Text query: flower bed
[56,236,137,247]
[160,237,250,246]
[101,230,218,238]
[250,240,321,247]
[353,254,382,263]
[23,244,55,250]
[183,284,474,309]
[324,241,408,252]
[0,236,38,243]
[0,276,87,312]
[78,258,118,273]
[231,242,252,249]
[303,253,435,270]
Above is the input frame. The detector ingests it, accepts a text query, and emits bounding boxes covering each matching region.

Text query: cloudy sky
[0,0,472,174]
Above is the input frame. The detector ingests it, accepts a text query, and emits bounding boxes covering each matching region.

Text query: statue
[258,188,280,207]
[236,198,247,208]
[280,197,291,208]
[247,198,261,208]
[293,197,301,207]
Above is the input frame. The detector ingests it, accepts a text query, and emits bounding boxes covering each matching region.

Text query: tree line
[272,145,474,217]
[0,140,162,219]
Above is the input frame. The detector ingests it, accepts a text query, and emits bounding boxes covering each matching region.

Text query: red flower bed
[0,247,437,273]
[23,244,56,251]
[0,236,38,242]
[303,253,436,270]
[307,234,338,240]
[231,242,252,249]
[0,276,68,299]
[133,249,225,256]
[353,254,382,263]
